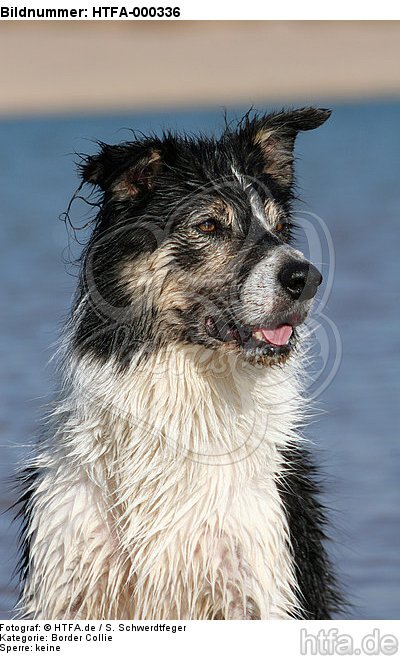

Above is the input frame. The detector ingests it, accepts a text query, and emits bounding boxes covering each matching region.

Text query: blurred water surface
[0,101,399,619]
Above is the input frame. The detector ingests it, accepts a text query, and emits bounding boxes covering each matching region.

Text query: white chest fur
[22,343,303,619]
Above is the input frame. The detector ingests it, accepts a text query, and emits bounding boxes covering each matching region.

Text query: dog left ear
[80,141,163,198]
[250,107,331,189]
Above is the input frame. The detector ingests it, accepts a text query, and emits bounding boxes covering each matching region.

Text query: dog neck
[64,342,304,468]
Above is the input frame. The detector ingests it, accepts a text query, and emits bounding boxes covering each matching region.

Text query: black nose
[278,260,322,301]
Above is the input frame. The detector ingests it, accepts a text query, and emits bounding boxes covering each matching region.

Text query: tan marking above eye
[198,220,217,234]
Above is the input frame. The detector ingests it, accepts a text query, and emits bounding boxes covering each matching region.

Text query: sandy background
[1,21,400,116]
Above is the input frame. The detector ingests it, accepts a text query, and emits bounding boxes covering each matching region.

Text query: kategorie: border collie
[17,107,341,619]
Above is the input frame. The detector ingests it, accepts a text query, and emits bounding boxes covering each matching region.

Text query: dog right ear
[80,141,164,198]
[237,107,331,191]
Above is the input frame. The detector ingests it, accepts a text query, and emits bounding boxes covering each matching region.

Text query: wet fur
[16,108,341,619]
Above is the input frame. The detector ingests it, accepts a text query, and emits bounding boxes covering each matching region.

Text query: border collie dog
[17,108,340,620]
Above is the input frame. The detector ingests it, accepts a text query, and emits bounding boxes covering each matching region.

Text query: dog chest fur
[19,343,303,619]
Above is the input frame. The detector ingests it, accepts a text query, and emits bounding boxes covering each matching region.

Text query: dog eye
[197,220,217,234]
[275,221,292,237]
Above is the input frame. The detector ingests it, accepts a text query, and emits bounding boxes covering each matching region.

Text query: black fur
[278,446,343,618]
[13,466,40,586]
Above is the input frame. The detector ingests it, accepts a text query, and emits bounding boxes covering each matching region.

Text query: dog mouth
[205,316,296,361]
[252,325,293,347]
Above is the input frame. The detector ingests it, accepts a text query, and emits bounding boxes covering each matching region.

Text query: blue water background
[0,101,399,618]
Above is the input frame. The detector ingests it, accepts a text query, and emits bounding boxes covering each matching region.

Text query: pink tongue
[260,324,293,346]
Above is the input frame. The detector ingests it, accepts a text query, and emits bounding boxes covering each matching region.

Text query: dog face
[76,108,330,366]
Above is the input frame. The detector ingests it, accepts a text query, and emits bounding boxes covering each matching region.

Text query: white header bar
[0,0,399,20]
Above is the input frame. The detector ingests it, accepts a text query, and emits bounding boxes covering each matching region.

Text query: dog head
[76,108,330,367]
